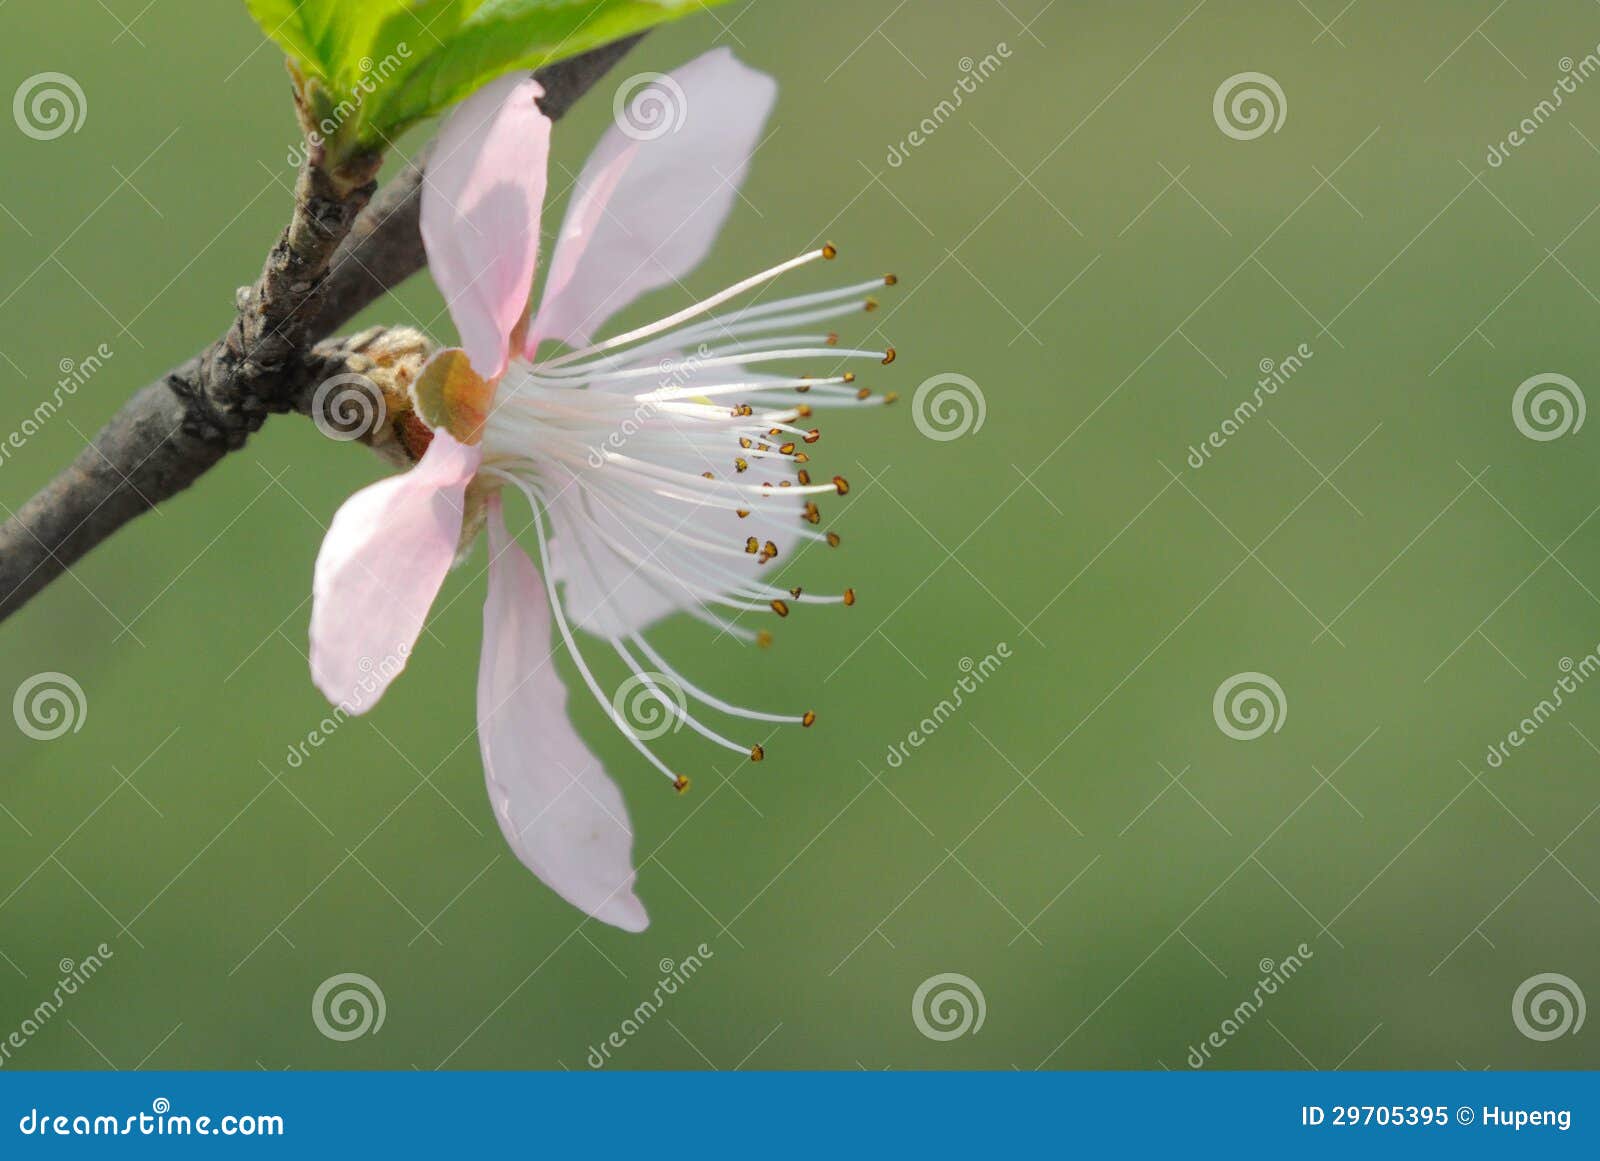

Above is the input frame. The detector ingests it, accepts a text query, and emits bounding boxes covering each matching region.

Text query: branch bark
[0,36,639,624]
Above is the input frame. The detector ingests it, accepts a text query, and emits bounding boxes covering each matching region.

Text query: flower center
[482,247,897,789]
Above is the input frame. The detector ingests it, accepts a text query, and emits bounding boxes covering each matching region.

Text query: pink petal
[421,73,551,380]
[309,433,482,711]
[478,499,648,932]
[527,47,777,353]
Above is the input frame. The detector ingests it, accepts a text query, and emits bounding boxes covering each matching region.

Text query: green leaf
[244,0,414,89]
[244,0,732,170]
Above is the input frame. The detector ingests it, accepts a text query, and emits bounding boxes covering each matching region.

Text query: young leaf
[245,0,732,171]
[360,1,723,140]
[244,0,412,90]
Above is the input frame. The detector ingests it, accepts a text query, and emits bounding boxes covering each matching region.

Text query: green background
[3,0,1599,1070]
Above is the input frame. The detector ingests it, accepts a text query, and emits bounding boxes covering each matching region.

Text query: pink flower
[307,49,897,932]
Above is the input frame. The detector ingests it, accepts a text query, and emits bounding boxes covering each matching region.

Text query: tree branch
[0,36,640,625]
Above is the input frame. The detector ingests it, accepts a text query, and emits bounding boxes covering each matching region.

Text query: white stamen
[629,632,807,724]
[608,638,751,756]
[477,248,892,787]
[534,248,834,372]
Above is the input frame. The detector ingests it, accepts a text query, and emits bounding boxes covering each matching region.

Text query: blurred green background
[3,0,1600,1070]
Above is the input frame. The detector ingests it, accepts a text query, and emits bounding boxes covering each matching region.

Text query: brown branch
[0,36,640,624]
